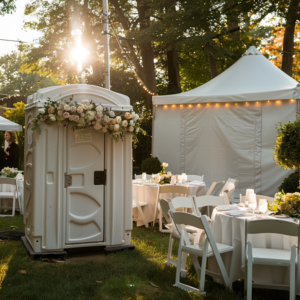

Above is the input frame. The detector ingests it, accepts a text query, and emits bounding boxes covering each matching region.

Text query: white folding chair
[0,178,18,217]
[170,210,233,294]
[206,181,225,196]
[193,195,227,216]
[219,178,239,203]
[187,175,204,182]
[135,174,153,180]
[153,185,189,232]
[16,179,24,215]
[245,219,299,300]
[132,190,149,228]
[160,198,197,277]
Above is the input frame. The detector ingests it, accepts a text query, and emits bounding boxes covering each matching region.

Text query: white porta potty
[23,84,133,255]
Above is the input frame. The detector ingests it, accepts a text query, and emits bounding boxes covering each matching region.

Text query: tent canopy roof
[153,46,300,105]
[0,116,22,131]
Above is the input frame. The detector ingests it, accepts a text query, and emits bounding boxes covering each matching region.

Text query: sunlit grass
[0,214,294,299]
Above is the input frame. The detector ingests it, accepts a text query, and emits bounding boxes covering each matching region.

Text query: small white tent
[0,116,22,131]
[152,46,300,198]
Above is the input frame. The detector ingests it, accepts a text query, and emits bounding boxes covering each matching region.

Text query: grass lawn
[0,213,295,300]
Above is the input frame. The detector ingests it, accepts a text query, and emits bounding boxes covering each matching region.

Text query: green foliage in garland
[141,157,161,175]
[132,100,152,168]
[279,171,300,193]
[273,117,300,169]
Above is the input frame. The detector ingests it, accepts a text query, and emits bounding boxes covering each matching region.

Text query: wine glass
[258,199,268,214]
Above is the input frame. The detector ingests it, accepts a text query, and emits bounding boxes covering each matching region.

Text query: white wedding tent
[152,46,300,199]
[0,116,22,131]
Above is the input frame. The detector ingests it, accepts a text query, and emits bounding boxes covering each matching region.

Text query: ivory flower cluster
[272,192,300,218]
[32,98,141,141]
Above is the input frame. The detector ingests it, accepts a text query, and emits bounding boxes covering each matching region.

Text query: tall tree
[0,0,15,15]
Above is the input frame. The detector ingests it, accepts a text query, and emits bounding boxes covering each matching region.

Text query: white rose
[103,115,109,122]
[38,108,45,114]
[122,120,128,127]
[129,120,134,126]
[82,99,89,104]
[64,105,70,111]
[50,117,56,122]
[96,105,103,111]
[109,111,115,117]
[136,127,140,133]
[129,126,134,132]
[115,116,122,124]
[162,162,168,168]
[125,112,132,119]
[102,127,107,133]
[86,111,96,121]
[114,124,119,131]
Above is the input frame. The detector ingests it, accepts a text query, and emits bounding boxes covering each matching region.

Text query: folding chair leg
[174,241,183,285]
[180,252,188,278]
[247,259,253,300]
[165,235,174,267]
[199,257,207,293]
[159,209,162,232]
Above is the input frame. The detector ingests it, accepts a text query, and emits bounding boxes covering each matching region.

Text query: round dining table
[132,181,206,227]
[207,206,300,294]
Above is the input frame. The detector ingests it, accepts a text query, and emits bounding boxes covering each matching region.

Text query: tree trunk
[137,0,157,108]
[281,0,298,77]
[167,48,181,94]
[208,52,218,78]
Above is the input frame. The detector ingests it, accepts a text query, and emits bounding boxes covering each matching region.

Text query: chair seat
[0,192,14,198]
[132,201,147,208]
[183,242,233,257]
[251,248,292,266]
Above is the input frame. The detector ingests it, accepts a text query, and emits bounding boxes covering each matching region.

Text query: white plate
[273,214,290,218]
[223,210,247,216]
[216,205,232,211]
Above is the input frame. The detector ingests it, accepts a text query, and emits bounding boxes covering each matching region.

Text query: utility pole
[103,0,110,89]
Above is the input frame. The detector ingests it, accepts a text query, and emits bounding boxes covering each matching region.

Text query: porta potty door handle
[64,175,72,187]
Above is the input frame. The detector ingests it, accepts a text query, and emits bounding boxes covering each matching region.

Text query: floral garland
[31,98,142,141]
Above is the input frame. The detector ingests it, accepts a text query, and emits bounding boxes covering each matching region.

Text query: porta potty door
[65,126,105,244]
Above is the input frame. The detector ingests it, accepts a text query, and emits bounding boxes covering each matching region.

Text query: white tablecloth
[133,182,206,226]
[0,179,24,215]
[208,208,300,294]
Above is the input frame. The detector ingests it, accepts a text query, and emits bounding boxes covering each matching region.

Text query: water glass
[181,173,187,183]
[258,199,268,214]
[142,172,147,183]
[248,193,257,210]
[177,175,182,184]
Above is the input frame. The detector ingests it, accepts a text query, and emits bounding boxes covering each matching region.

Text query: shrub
[278,171,300,193]
[132,100,152,168]
[141,157,161,174]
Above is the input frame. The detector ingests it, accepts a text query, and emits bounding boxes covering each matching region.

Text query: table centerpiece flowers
[152,162,172,184]
[1,167,19,178]
[268,192,300,218]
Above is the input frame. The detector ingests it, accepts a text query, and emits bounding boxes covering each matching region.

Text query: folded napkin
[216,205,238,211]
[223,210,247,216]
[16,173,23,180]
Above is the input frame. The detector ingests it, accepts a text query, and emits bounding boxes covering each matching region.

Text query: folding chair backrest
[206,181,225,196]
[169,210,205,232]
[171,197,196,212]
[220,178,238,198]
[0,177,16,185]
[160,198,171,223]
[193,195,226,214]
[247,219,299,237]
[256,195,275,206]
[187,175,204,182]
[159,185,189,197]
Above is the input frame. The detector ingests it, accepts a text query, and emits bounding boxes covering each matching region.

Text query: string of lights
[107,17,156,96]
[156,99,296,108]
